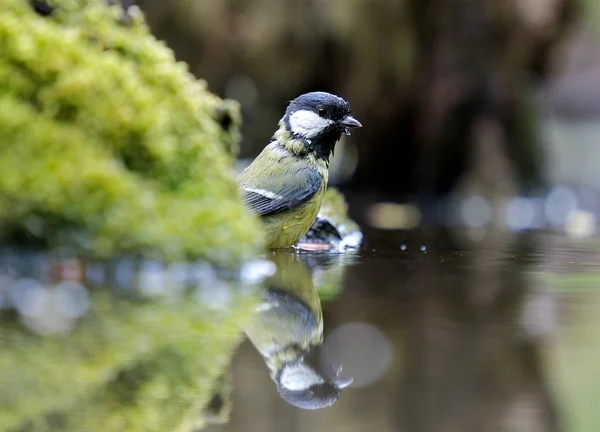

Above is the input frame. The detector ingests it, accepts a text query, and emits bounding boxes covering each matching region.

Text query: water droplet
[137,260,168,297]
[240,260,276,285]
[0,275,14,309]
[168,262,190,290]
[55,281,90,318]
[504,197,536,231]
[10,279,49,317]
[85,262,106,287]
[322,322,394,388]
[196,282,233,310]
[565,210,597,239]
[544,186,578,228]
[191,262,219,288]
[23,289,75,335]
[114,260,136,291]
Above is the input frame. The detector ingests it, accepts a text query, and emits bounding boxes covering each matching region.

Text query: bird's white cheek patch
[280,363,325,391]
[289,110,334,138]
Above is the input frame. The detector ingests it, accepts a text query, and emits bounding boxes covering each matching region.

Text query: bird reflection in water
[242,250,353,409]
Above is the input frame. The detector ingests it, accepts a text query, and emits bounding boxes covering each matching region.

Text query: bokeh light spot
[504,197,536,231]
[367,202,421,230]
[10,278,49,318]
[544,185,578,228]
[321,322,394,388]
[461,195,492,228]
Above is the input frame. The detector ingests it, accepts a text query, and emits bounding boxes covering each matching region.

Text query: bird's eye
[317,107,327,117]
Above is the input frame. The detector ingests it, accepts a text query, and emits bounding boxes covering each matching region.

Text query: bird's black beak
[341,115,362,129]
[340,115,362,136]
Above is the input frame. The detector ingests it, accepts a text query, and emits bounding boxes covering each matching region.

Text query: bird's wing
[238,151,322,217]
[263,288,319,336]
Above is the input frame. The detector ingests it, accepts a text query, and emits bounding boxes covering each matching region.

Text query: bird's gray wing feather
[262,288,319,335]
[239,167,322,217]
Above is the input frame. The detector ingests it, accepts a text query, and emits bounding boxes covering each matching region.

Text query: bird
[237,91,362,249]
[243,251,353,409]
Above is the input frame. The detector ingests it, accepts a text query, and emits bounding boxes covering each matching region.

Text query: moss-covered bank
[0,0,263,264]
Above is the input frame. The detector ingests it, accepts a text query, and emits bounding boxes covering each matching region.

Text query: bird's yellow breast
[262,177,327,249]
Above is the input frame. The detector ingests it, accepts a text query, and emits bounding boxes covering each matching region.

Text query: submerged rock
[298,189,363,251]
[0,0,263,265]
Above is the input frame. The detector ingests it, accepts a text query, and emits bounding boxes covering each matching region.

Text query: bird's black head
[283,92,362,161]
[274,360,353,410]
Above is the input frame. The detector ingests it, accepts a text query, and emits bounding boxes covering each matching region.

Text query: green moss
[0,289,257,431]
[0,0,262,264]
[548,289,600,432]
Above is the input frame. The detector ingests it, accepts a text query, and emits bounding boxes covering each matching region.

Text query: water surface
[1,232,599,431]
[208,232,600,432]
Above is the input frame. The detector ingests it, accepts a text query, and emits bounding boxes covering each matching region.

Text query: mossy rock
[0,0,263,265]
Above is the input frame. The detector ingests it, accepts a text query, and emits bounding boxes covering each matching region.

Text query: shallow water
[2,231,600,431]
[207,232,600,432]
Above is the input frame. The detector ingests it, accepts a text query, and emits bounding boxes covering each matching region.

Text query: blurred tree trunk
[138,0,580,201]
[408,0,578,214]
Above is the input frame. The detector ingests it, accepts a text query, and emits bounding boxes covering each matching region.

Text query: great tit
[242,251,353,409]
[238,92,362,249]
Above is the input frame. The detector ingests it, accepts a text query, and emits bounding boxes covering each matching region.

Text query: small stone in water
[339,231,363,250]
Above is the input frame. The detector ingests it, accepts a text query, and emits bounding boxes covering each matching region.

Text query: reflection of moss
[313,264,345,301]
[550,273,600,293]
[548,289,600,432]
[295,252,350,302]
[587,0,600,31]
[0,0,262,264]
[0,290,256,431]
